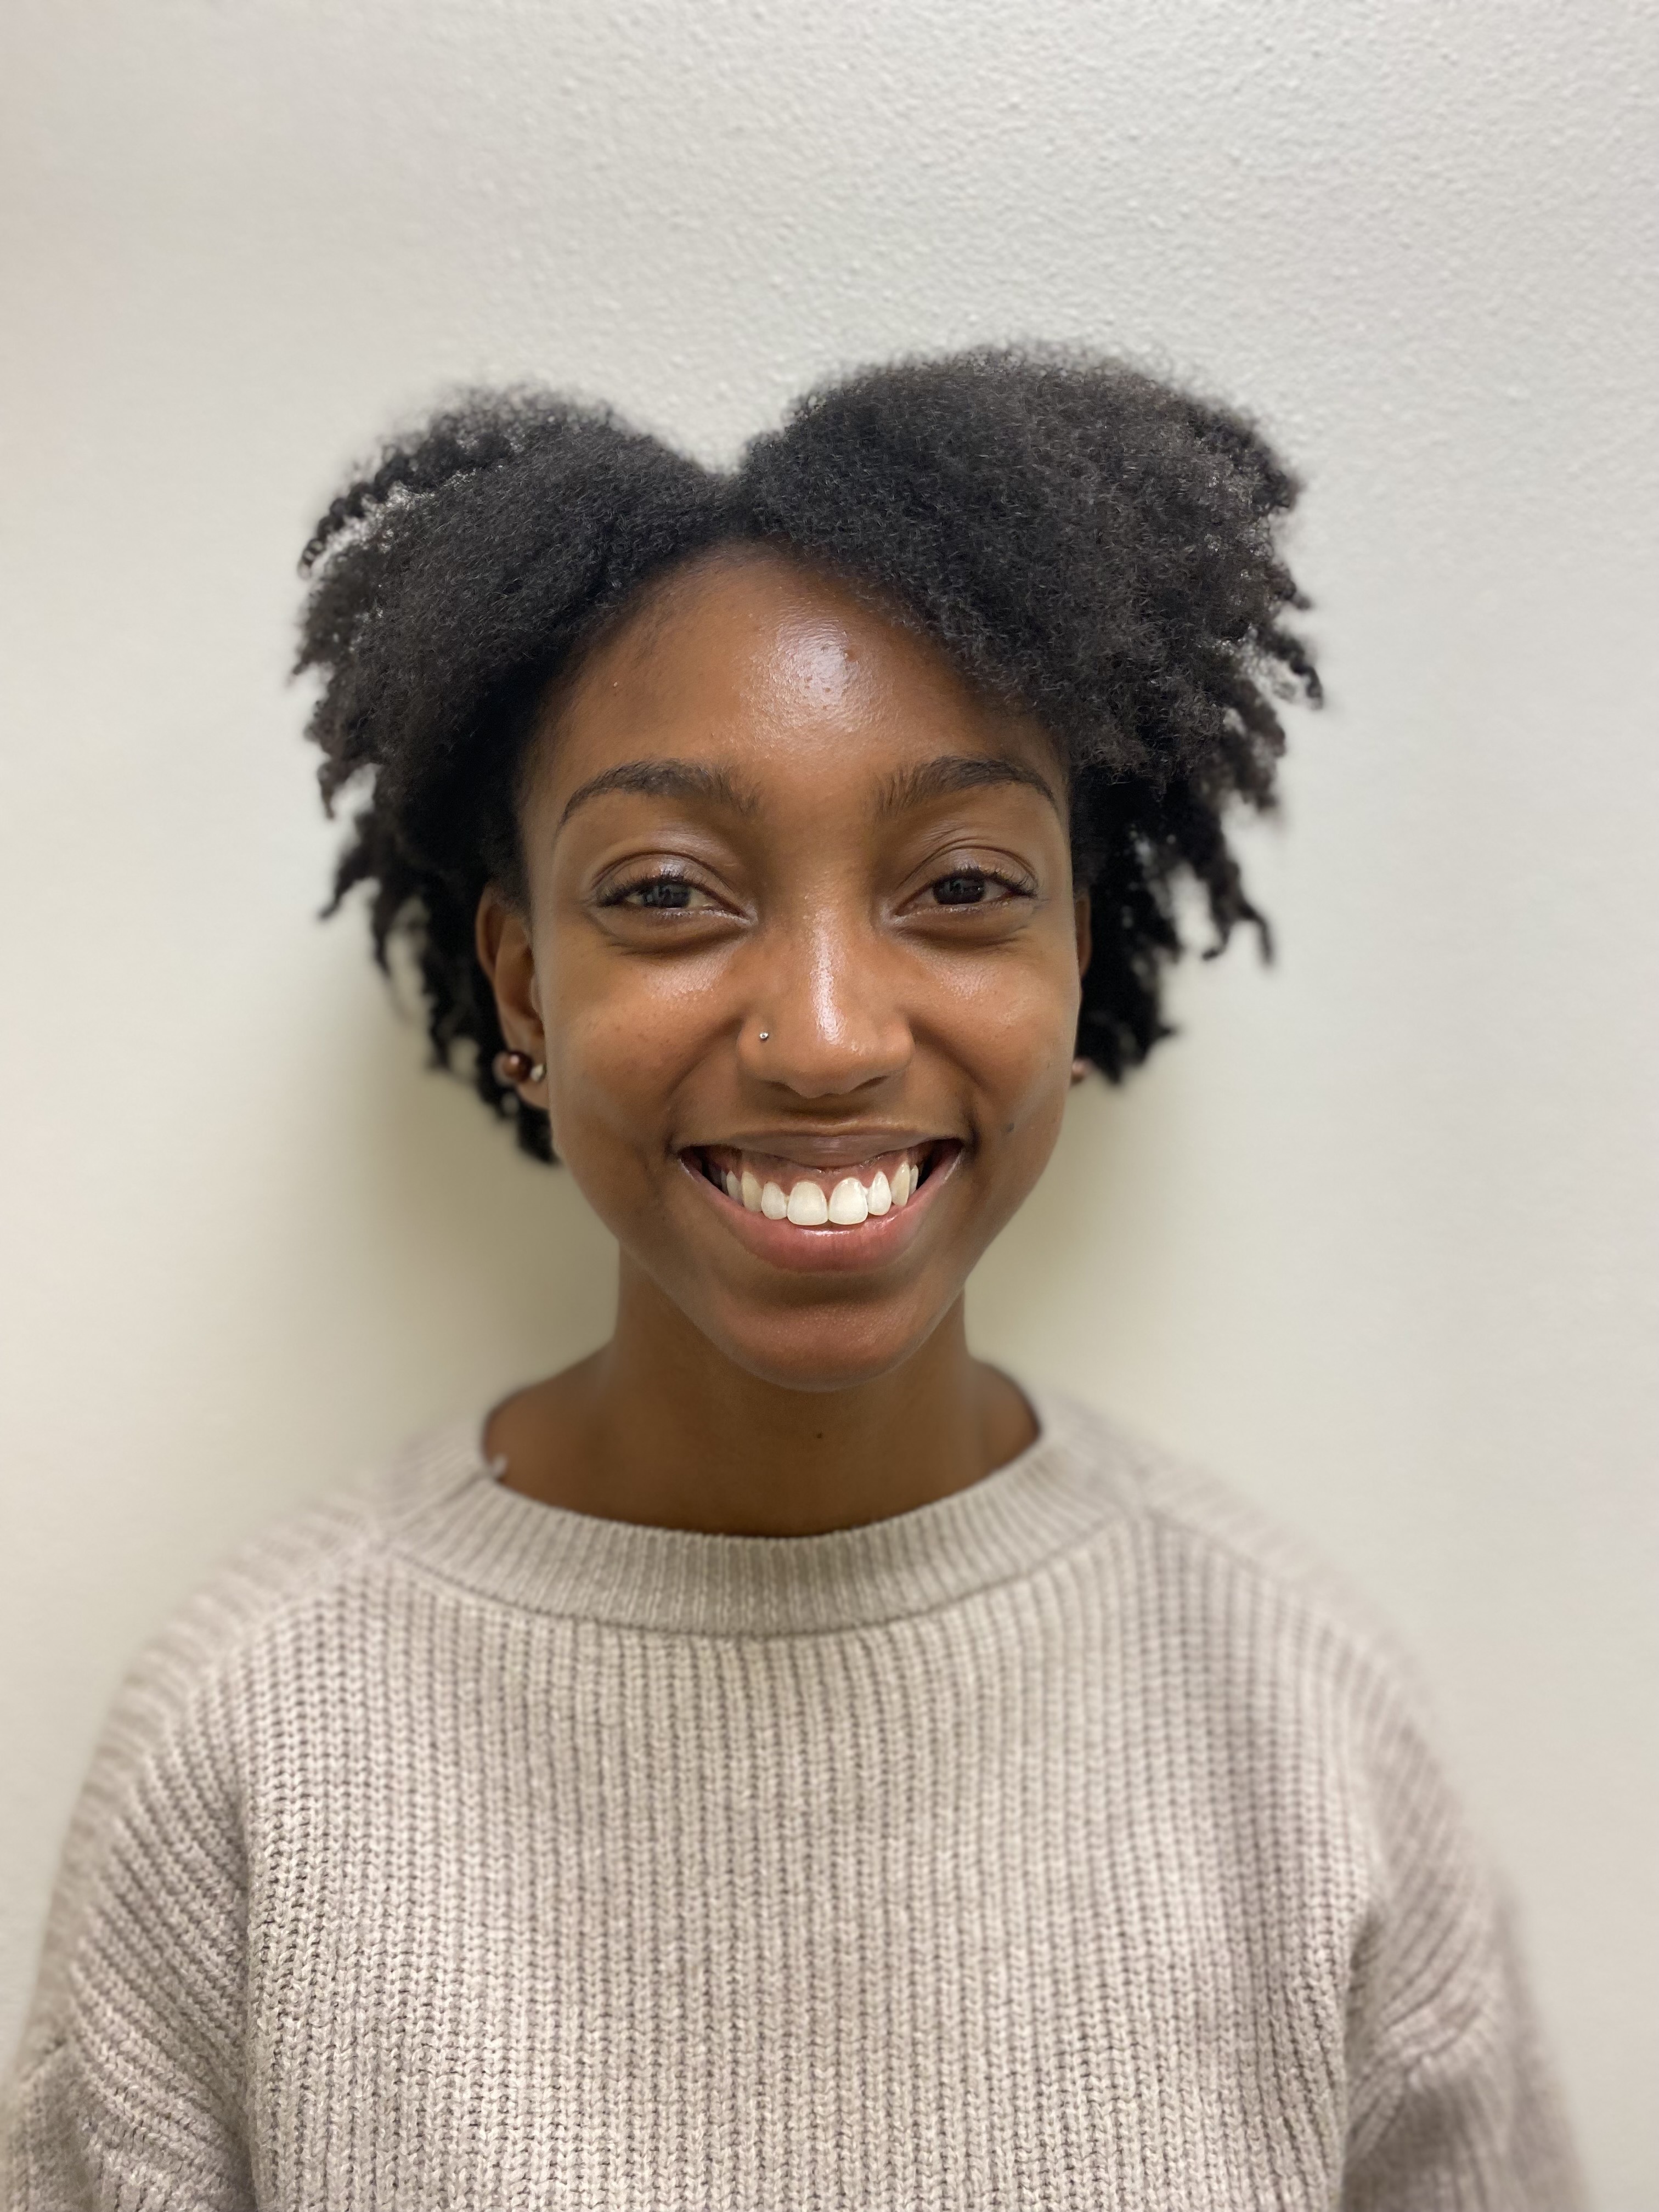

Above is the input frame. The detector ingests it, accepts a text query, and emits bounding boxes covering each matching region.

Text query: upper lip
[678,1127,954,1169]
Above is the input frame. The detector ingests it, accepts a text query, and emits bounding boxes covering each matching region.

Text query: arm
[2,1665,255,2210]
[1340,1714,1583,2211]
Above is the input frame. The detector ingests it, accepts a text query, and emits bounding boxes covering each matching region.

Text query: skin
[477,546,1090,1536]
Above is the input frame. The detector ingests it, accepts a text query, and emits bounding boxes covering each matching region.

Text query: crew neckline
[382,1384,1129,1636]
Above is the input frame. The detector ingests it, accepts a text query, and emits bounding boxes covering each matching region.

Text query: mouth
[682,1137,957,1229]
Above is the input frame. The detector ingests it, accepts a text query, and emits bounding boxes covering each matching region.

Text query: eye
[599,870,724,912]
[918,866,1032,909]
[930,871,992,906]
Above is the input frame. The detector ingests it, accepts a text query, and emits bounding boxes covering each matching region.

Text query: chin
[690,1295,949,1397]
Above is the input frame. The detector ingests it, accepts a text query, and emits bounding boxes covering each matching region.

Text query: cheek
[934,939,1080,1109]
[538,941,718,1159]
[937,945,1079,1224]
[545,1006,665,1162]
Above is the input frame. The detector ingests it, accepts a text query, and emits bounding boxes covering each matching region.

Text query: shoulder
[11,1417,486,2075]
[1037,1384,1438,1747]
[1041,1388,1522,2006]
[1036,1403,1586,2200]
[94,1415,488,1761]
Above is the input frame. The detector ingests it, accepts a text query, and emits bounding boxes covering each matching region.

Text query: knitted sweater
[2,1388,1581,2210]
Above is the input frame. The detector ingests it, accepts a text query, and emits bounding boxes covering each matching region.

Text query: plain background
[2,0,1655,2199]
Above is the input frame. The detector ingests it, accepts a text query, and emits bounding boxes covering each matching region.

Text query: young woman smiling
[3,353,1580,2208]
[472,544,1081,1532]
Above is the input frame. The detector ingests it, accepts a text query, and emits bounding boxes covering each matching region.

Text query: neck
[486,1259,1035,1535]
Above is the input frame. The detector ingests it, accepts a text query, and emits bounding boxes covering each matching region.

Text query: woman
[2,351,1580,2207]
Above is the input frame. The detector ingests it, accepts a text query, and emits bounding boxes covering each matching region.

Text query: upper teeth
[716,1155,922,1224]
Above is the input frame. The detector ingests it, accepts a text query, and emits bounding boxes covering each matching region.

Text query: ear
[476,884,546,1073]
[1074,890,1092,979]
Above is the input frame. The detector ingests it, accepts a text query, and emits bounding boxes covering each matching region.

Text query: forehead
[537,547,1059,797]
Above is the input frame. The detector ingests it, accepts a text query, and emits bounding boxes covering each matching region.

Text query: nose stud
[757,1029,770,1042]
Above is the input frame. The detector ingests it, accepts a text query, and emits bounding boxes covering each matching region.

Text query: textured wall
[2,0,1655,2198]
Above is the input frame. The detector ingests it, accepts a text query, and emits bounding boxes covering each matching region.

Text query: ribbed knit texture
[2,1388,1581,2210]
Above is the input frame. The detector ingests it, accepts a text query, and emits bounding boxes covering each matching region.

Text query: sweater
[2,1386,1582,2210]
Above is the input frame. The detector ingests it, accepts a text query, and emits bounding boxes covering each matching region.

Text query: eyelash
[598,869,713,911]
[922,865,1034,908]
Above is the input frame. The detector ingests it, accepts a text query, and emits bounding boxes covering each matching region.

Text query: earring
[492,1049,545,1087]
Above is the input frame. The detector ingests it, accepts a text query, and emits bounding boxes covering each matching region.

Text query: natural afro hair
[297,347,1319,1162]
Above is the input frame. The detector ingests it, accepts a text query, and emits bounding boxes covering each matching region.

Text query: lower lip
[677,1148,960,1274]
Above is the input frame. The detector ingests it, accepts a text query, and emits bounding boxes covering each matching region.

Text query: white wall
[2,0,1654,2198]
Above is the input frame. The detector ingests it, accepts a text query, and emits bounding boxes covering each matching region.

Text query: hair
[297,346,1319,1162]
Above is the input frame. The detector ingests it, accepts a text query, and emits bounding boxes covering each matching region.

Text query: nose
[736,911,912,1097]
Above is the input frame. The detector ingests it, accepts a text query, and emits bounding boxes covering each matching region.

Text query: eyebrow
[556,759,760,832]
[554,750,1064,835]
[874,754,1064,821]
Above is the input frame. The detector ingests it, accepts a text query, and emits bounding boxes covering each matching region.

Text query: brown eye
[921,866,1032,909]
[932,872,991,906]
[599,871,722,912]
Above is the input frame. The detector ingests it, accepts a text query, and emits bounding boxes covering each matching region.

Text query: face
[479,548,1088,1392]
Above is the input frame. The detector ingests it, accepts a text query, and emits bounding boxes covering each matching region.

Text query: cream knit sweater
[3,1388,1581,2210]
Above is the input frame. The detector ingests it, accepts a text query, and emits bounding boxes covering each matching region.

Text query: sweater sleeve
[1339,1695,1584,2212]
[1,1653,256,2211]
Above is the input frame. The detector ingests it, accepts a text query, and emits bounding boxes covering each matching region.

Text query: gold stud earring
[492,1049,545,1087]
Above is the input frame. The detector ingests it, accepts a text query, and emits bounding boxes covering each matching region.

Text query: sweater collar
[379,1385,1128,1635]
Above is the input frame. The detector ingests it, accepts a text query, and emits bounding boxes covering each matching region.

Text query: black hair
[297,346,1318,1162]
